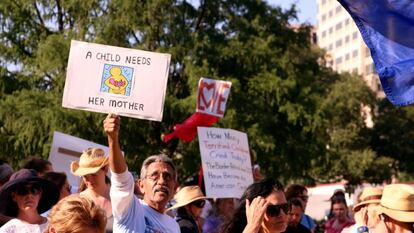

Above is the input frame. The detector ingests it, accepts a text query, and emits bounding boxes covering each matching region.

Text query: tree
[0,0,396,185]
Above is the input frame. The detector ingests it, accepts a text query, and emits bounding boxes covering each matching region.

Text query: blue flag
[338,0,414,106]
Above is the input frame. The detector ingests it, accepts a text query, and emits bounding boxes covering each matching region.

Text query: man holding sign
[103,114,179,233]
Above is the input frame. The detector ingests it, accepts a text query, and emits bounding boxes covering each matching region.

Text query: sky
[266,0,317,25]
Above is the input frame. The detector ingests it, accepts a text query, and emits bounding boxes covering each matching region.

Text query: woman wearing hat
[373,184,414,233]
[71,148,113,232]
[168,185,207,233]
[0,169,59,232]
[342,187,382,233]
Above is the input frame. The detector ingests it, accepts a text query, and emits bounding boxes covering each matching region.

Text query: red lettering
[197,82,216,111]
[215,83,231,115]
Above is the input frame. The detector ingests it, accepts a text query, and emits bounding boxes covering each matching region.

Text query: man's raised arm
[103,113,127,174]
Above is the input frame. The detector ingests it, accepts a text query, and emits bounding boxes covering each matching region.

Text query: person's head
[285,184,309,210]
[353,187,383,228]
[0,169,59,217]
[374,184,414,233]
[138,154,177,212]
[215,198,235,219]
[169,186,206,219]
[222,178,288,233]
[22,157,53,176]
[42,172,71,200]
[331,196,348,222]
[47,195,107,233]
[0,159,13,188]
[71,148,109,191]
[287,198,304,227]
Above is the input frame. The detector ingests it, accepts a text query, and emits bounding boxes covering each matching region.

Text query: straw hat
[168,186,206,210]
[71,148,109,177]
[377,184,414,222]
[0,169,59,216]
[353,187,383,212]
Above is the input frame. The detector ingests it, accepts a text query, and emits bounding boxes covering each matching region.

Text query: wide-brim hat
[71,148,109,177]
[353,187,383,212]
[0,169,59,216]
[377,184,414,222]
[168,185,206,210]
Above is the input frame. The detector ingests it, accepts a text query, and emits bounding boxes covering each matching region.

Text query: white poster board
[62,40,171,121]
[196,78,232,118]
[198,127,253,198]
[48,131,109,189]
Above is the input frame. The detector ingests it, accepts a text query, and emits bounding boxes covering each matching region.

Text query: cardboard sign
[62,40,171,121]
[48,131,110,189]
[196,78,232,118]
[198,127,253,198]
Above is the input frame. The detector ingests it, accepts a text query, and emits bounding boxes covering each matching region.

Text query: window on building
[329,10,333,17]
[345,35,350,43]
[322,14,326,21]
[328,43,333,51]
[352,31,358,40]
[352,68,358,74]
[336,6,342,13]
[336,39,342,48]
[336,57,343,64]
[365,47,371,57]
[322,0,326,5]
[336,22,343,31]
[329,27,333,34]
[352,49,358,57]
[345,53,350,61]
[365,63,376,74]
[345,18,350,26]
[322,31,326,38]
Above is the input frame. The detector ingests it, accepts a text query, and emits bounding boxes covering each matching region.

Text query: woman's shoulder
[0,218,47,233]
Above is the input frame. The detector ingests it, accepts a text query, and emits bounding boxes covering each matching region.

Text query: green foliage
[0,0,405,186]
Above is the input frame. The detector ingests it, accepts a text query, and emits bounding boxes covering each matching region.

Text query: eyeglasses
[191,200,206,208]
[15,185,41,196]
[266,203,289,217]
[145,172,174,182]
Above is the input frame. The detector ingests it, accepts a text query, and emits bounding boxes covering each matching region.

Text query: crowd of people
[1,114,414,233]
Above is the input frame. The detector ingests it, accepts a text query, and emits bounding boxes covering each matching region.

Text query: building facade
[316,0,384,97]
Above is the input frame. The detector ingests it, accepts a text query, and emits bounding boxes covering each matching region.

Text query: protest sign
[198,127,253,198]
[196,78,232,118]
[48,131,110,189]
[62,40,171,121]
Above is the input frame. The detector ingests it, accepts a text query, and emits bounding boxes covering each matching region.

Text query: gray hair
[140,154,176,180]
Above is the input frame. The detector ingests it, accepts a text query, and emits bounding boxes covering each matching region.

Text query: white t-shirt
[0,218,48,233]
[110,169,180,233]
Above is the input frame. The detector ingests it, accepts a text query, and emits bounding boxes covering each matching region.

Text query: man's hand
[104,113,120,141]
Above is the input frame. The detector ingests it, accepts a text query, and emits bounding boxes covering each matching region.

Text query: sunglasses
[15,185,41,196]
[266,203,289,217]
[191,200,206,208]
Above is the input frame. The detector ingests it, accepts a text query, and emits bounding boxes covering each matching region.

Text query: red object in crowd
[162,112,219,143]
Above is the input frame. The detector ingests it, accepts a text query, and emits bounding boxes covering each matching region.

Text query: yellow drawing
[104,67,129,95]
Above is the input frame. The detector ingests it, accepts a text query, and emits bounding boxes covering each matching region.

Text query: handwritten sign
[48,131,110,189]
[196,78,232,118]
[62,40,171,121]
[198,127,253,198]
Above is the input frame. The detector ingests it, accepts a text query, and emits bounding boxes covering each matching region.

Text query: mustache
[155,186,170,195]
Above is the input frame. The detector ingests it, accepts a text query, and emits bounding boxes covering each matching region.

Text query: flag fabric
[162,112,219,143]
[338,0,414,106]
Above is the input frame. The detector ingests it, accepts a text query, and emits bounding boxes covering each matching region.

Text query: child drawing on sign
[104,66,128,95]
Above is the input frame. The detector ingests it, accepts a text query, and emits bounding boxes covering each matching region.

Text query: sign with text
[196,78,232,118]
[48,131,109,189]
[198,127,253,198]
[62,40,171,121]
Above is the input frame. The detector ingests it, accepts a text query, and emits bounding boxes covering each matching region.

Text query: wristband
[357,226,369,233]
